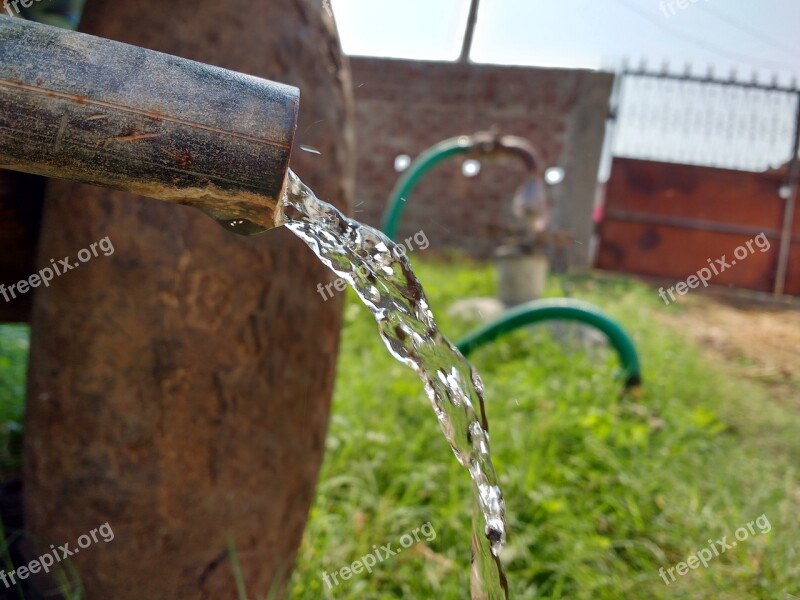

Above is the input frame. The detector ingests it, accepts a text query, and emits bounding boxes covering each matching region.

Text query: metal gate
[596,69,800,296]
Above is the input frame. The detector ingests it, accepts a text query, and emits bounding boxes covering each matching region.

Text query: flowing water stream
[280,170,508,598]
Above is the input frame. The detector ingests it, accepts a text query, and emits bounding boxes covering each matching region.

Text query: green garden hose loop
[456,298,642,388]
[382,136,641,388]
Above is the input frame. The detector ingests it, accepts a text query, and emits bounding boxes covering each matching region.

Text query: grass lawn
[286,258,800,599]
[1,258,798,599]
[0,324,27,476]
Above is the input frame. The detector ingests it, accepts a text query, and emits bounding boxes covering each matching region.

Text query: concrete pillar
[555,72,614,269]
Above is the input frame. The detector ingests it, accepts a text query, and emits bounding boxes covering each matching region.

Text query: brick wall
[349,57,614,264]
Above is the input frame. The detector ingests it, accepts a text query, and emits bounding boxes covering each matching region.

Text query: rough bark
[23,1,354,598]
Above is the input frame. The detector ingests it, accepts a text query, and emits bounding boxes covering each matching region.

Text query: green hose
[383,137,641,388]
[456,298,642,388]
[381,136,474,240]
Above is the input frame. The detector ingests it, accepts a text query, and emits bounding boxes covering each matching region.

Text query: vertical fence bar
[773,91,800,296]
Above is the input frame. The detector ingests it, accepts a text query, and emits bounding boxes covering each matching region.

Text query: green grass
[0,324,27,476]
[1,260,798,599]
[286,259,800,599]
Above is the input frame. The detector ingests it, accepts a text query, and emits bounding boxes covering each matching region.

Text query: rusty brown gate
[596,70,800,296]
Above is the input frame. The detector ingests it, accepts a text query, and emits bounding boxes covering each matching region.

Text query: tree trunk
[23,1,354,598]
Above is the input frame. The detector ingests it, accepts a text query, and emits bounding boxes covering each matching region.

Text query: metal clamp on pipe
[0,16,299,235]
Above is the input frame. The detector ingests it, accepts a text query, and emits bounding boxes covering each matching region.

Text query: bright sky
[331,0,800,85]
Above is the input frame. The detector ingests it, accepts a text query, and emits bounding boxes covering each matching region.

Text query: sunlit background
[332,0,800,83]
